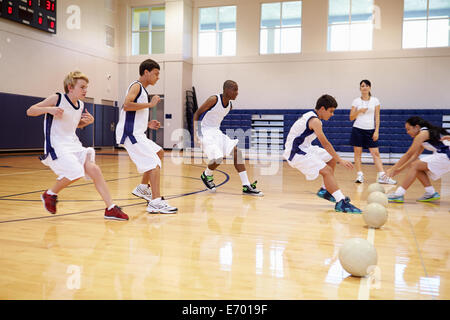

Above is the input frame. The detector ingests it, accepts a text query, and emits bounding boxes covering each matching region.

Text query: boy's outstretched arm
[27,94,63,118]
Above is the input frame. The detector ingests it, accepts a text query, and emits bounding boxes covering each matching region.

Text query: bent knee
[319,165,333,176]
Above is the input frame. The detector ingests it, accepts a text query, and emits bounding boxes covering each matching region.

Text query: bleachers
[220,108,450,156]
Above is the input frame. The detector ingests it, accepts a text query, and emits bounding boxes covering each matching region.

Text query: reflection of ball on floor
[339,238,378,277]
[363,203,388,228]
[368,191,388,207]
[368,183,384,194]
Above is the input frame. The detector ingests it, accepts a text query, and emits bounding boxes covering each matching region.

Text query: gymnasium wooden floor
[0,149,448,300]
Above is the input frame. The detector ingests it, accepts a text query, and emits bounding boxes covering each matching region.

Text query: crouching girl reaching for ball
[386,116,450,203]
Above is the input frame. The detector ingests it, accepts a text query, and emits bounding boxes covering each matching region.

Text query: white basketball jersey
[42,93,84,160]
[420,127,450,158]
[283,111,319,161]
[200,94,232,130]
[116,81,150,144]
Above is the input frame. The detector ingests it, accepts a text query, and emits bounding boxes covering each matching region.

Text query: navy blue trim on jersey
[428,140,450,159]
[199,95,219,122]
[39,93,61,161]
[220,94,228,109]
[56,92,62,106]
[288,115,318,161]
[40,114,57,161]
[421,128,450,159]
[120,111,138,144]
[120,82,142,145]
[64,94,80,110]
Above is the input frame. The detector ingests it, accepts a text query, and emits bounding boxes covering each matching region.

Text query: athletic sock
[204,167,214,176]
[394,187,406,196]
[239,171,251,186]
[332,190,345,202]
[47,189,57,196]
[424,186,435,195]
[107,204,116,210]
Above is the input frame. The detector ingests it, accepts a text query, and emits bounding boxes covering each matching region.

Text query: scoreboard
[0,0,56,34]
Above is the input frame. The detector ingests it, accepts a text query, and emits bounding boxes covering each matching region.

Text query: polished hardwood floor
[0,149,448,299]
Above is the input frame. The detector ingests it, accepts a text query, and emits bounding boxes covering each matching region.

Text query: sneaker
[201,172,216,192]
[317,188,351,203]
[104,205,129,221]
[388,193,404,203]
[335,199,362,214]
[243,181,263,196]
[317,188,336,202]
[41,190,57,214]
[132,184,152,201]
[416,192,440,202]
[378,174,397,185]
[355,173,364,183]
[147,198,178,214]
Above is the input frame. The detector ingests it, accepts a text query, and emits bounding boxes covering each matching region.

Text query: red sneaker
[104,206,129,221]
[41,190,57,214]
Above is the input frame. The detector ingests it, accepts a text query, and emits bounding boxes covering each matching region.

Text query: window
[403,0,449,48]
[131,6,165,55]
[198,6,237,56]
[327,0,373,51]
[260,1,302,54]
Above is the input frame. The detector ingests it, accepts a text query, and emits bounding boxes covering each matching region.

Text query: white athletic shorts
[200,126,238,162]
[286,145,333,181]
[123,135,162,173]
[421,153,450,181]
[42,147,96,181]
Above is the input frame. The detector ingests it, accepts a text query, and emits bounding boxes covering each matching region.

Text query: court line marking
[358,227,375,300]
[402,206,436,300]
[0,166,230,224]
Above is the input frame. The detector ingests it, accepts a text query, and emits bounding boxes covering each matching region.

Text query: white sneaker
[132,184,152,201]
[147,198,178,214]
[378,174,397,185]
[355,173,364,183]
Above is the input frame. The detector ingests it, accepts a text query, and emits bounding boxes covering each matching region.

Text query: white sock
[151,197,161,202]
[357,171,363,176]
[47,189,57,196]
[239,171,251,186]
[107,204,116,210]
[321,184,326,190]
[332,190,345,202]
[139,183,148,189]
[424,186,435,195]
[378,171,385,178]
[204,168,214,176]
[395,187,406,196]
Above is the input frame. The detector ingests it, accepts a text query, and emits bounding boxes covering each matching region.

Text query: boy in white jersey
[116,59,177,214]
[193,80,263,196]
[27,71,129,221]
[283,94,362,213]
[386,116,450,203]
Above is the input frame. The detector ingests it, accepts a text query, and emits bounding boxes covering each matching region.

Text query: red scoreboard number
[1,0,57,34]
[40,0,55,12]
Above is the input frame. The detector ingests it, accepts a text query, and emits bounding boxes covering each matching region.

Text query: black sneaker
[243,181,263,197]
[201,172,216,192]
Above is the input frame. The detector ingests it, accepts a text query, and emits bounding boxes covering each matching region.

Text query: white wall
[191,0,450,109]
[1,0,449,150]
[0,0,120,102]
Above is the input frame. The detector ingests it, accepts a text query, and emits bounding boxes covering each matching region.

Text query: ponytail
[406,116,449,143]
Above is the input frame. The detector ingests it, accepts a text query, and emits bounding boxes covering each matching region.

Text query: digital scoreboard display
[0,0,56,34]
